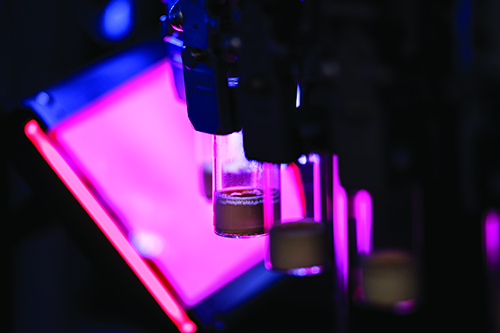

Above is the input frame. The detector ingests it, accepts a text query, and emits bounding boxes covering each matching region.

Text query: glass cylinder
[213,131,280,238]
[351,187,421,314]
[266,154,329,276]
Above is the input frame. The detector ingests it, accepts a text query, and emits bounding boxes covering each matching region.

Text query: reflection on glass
[354,189,372,256]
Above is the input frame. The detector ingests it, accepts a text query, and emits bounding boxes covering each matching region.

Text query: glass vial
[351,187,421,314]
[213,131,280,238]
[266,154,329,276]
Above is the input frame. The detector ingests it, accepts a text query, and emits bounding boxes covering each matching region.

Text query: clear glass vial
[213,131,280,238]
[266,154,329,276]
[351,188,421,314]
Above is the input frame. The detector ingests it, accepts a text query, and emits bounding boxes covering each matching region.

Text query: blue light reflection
[456,0,472,68]
[102,0,133,41]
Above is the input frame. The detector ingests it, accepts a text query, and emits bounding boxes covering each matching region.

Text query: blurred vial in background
[266,154,329,276]
[351,188,421,314]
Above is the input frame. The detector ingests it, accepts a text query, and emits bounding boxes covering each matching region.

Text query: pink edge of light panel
[41,60,303,308]
[25,120,196,333]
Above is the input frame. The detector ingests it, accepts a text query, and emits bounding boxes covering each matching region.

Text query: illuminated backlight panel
[24,43,303,331]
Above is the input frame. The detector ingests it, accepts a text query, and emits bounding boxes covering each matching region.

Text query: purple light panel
[50,60,302,308]
[354,189,372,255]
[333,155,348,291]
[25,120,196,333]
[484,209,500,270]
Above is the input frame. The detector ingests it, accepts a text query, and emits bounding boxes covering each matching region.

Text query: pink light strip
[354,189,372,255]
[333,155,348,292]
[25,120,197,333]
[311,154,321,222]
[263,162,274,231]
[484,209,500,270]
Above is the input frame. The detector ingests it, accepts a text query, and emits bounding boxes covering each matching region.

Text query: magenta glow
[263,162,276,232]
[42,59,302,307]
[484,209,500,270]
[310,153,321,222]
[333,155,348,291]
[25,120,196,333]
[51,61,268,307]
[354,189,372,255]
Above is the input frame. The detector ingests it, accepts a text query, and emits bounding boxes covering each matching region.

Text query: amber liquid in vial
[214,187,280,238]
